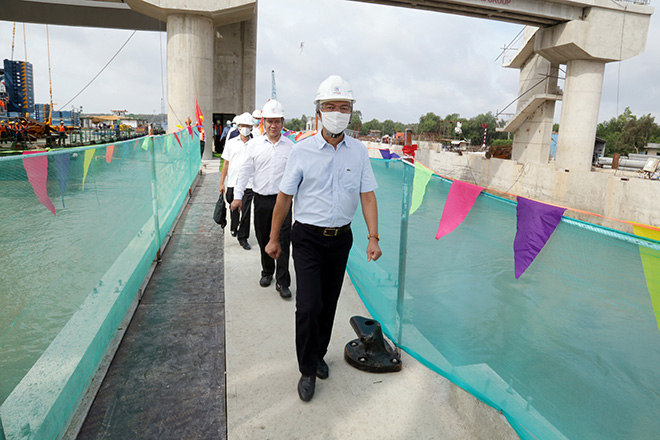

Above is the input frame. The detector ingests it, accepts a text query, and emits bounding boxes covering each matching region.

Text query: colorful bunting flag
[513,197,566,279]
[379,149,392,159]
[106,145,115,163]
[195,100,204,127]
[435,180,483,239]
[82,148,96,191]
[632,223,660,331]
[141,137,151,151]
[295,131,315,142]
[22,151,56,215]
[54,153,70,208]
[174,132,183,148]
[410,162,434,215]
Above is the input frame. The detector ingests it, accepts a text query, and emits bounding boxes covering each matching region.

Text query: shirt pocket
[341,167,360,193]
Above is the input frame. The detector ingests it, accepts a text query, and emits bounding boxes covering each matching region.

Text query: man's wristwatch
[367,233,380,241]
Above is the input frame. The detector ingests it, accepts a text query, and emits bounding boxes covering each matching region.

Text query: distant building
[305,115,315,131]
[642,143,660,156]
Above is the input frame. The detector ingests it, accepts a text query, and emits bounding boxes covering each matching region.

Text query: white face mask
[321,111,351,135]
[239,127,251,137]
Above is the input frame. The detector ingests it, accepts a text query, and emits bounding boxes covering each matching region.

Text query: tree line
[285,106,660,155]
[596,107,660,157]
[286,110,512,146]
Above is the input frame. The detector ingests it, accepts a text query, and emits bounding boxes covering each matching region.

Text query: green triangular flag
[410,161,433,215]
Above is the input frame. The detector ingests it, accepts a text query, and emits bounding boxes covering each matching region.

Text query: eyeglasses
[320,103,352,114]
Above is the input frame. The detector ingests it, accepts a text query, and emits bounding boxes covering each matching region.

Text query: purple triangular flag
[379,148,392,159]
[54,153,71,208]
[514,197,566,279]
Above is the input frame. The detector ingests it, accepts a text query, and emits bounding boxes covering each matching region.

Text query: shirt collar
[313,131,349,151]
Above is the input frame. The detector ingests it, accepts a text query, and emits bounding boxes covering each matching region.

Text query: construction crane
[271,70,276,100]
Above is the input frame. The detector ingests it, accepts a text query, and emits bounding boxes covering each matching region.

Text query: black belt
[298,222,351,237]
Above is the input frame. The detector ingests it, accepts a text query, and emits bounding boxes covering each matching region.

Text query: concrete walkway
[77,158,518,439]
[221,157,517,440]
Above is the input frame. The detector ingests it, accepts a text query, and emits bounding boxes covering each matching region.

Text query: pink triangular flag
[514,197,566,279]
[106,145,115,163]
[435,180,483,239]
[22,151,56,215]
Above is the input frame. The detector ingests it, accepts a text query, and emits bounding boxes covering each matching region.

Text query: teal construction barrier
[0,129,200,439]
[348,159,660,440]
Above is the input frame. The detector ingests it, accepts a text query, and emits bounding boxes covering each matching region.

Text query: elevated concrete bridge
[0,0,654,171]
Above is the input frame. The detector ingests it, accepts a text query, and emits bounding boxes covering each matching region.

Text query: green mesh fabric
[0,130,200,439]
[348,159,660,440]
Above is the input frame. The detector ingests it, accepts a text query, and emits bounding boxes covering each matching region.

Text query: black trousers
[226,187,253,241]
[292,222,353,376]
[253,193,291,287]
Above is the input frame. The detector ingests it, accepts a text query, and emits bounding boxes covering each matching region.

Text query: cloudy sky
[1,0,659,125]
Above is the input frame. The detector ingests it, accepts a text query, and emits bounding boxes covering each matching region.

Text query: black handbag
[214,194,227,228]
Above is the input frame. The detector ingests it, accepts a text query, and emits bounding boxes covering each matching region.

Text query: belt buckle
[323,227,339,237]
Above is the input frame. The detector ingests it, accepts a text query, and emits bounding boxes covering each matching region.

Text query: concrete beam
[125,0,256,27]
[1,0,164,31]
[535,6,653,63]
[350,0,585,27]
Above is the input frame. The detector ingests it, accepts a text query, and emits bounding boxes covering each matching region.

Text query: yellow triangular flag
[632,223,660,331]
[82,148,96,191]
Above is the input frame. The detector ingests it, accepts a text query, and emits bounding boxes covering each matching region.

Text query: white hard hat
[252,109,262,119]
[261,99,285,118]
[235,112,253,126]
[314,75,355,104]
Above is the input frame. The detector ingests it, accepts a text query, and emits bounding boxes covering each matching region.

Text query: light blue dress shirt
[279,132,378,228]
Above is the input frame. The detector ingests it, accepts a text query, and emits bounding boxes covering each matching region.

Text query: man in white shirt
[265,75,381,402]
[232,100,294,299]
[220,112,254,250]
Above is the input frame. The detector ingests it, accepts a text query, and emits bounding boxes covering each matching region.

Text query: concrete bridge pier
[126,0,257,159]
[502,4,652,172]
[555,59,605,172]
[167,14,214,142]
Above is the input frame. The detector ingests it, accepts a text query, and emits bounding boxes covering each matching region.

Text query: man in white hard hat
[265,75,382,402]
[220,112,255,250]
[227,116,240,142]
[219,119,232,154]
[232,100,294,299]
[252,109,263,137]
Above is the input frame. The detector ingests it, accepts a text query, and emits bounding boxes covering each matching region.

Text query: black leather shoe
[276,284,292,299]
[230,230,237,237]
[238,240,251,250]
[316,359,329,380]
[259,275,272,287]
[297,375,316,402]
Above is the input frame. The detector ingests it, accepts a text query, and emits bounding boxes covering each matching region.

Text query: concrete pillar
[166,14,214,159]
[213,11,257,116]
[555,59,605,172]
[511,53,558,164]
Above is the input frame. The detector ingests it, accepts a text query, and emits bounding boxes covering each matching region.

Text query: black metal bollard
[344,316,402,373]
